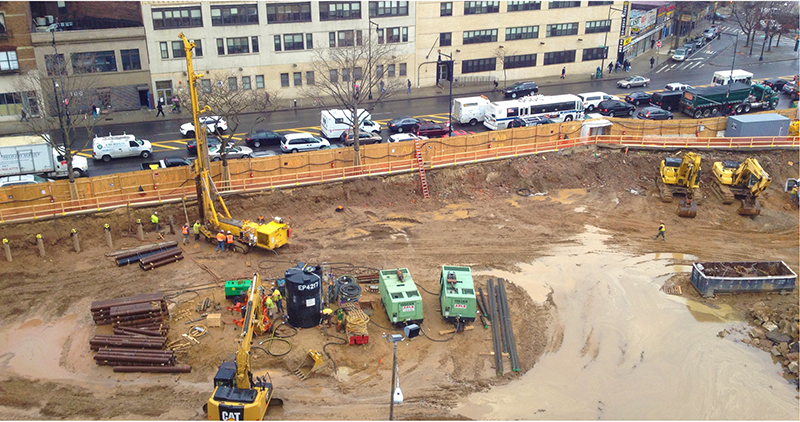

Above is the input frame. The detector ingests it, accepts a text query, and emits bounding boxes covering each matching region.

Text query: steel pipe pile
[113,242,179,266]
[113,365,191,373]
[497,278,520,372]
[139,248,183,271]
[91,293,168,328]
[89,334,167,351]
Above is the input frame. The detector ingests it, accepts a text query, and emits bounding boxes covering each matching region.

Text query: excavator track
[656,177,674,203]
[710,179,735,204]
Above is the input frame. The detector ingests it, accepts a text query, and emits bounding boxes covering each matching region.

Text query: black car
[682,43,694,55]
[762,78,789,92]
[186,137,222,155]
[624,91,652,106]
[507,116,555,128]
[388,116,422,133]
[502,81,539,99]
[597,100,635,117]
[245,130,283,148]
[636,107,673,120]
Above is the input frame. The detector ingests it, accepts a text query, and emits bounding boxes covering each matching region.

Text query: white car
[0,174,53,187]
[180,116,228,137]
[671,48,688,62]
[208,144,252,161]
[664,83,694,92]
[577,92,621,112]
[388,133,429,143]
[280,133,330,153]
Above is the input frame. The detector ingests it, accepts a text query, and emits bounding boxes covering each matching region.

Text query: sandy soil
[0,145,797,420]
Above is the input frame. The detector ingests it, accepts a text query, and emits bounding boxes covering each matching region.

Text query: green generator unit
[439,266,476,323]
[378,268,424,326]
[224,279,252,301]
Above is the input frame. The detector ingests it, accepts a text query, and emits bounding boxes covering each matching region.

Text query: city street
[67,29,798,177]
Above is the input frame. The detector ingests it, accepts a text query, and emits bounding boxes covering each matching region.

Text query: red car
[412,121,450,138]
[442,130,475,137]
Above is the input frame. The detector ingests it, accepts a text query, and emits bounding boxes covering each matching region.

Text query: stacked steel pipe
[486,278,521,376]
[91,292,169,328]
[139,247,184,271]
[114,241,178,266]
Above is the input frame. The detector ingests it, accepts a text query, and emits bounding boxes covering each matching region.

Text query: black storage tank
[285,262,323,328]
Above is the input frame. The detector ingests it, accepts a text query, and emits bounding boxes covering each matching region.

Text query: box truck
[0,135,88,179]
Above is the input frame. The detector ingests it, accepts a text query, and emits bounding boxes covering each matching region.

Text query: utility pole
[367,20,379,100]
[49,30,77,199]
[438,51,454,137]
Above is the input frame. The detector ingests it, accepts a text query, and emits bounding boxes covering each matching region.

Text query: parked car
[507,116,555,128]
[245,130,283,148]
[140,157,193,170]
[250,150,279,158]
[280,133,330,153]
[180,116,228,137]
[577,92,620,112]
[597,100,636,117]
[186,137,222,155]
[636,107,673,120]
[343,130,382,146]
[387,116,422,133]
[412,121,450,138]
[616,75,650,89]
[664,83,694,92]
[209,145,252,161]
[502,81,539,98]
[0,174,52,187]
[762,78,789,92]
[625,91,652,106]
[782,81,799,100]
[442,129,475,137]
[388,133,428,143]
[692,36,706,49]
[714,12,727,21]
[682,43,695,55]
[703,26,719,40]
[321,144,345,150]
[671,47,688,62]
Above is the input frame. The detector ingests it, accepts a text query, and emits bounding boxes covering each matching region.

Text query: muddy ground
[0,146,797,420]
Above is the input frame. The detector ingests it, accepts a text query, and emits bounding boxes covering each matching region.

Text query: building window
[329,32,336,47]
[217,39,225,55]
[329,69,338,83]
[549,1,581,8]
[0,51,18,71]
[45,54,66,76]
[440,32,452,46]
[242,76,251,89]
[337,30,359,47]
[399,63,406,76]
[581,47,607,61]
[0,92,25,116]
[440,2,452,16]
[376,64,384,78]
[320,2,361,20]
[464,1,499,14]
[369,1,409,17]
[159,42,169,59]
[284,34,305,50]
[71,51,116,74]
[306,71,315,85]
[546,22,579,37]
[120,49,141,71]
[251,36,259,53]
[354,67,363,80]
[293,72,302,86]
[504,53,536,68]
[379,27,405,44]
[255,75,265,88]
[201,79,212,93]
[342,68,350,82]
[227,37,251,54]
[463,29,498,44]
[462,58,496,73]
[280,73,289,87]
[543,50,576,65]
[505,26,538,41]
[274,36,282,51]
[211,4,258,26]
[585,19,611,34]
[152,6,202,30]
[587,1,613,5]
[387,64,395,77]
[267,2,312,23]
[194,40,203,56]
[228,77,238,91]
[306,34,314,49]
[171,41,186,58]
[507,1,541,11]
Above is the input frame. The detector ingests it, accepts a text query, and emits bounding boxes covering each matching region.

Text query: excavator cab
[711,158,771,216]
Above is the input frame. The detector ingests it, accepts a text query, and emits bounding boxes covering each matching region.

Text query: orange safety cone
[379,357,383,364]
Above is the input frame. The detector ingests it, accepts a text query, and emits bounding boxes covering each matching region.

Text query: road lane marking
[150,142,180,150]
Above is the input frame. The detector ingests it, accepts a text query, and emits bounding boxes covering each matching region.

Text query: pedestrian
[650,56,655,69]
[608,62,614,75]
[193,220,201,241]
[150,212,159,232]
[226,230,234,252]
[406,79,411,94]
[272,288,284,313]
[561,67,566,79]
[596,66,602,79]
[19,109,28,122]
[653,221,666,241]
[625,59,631,72]
[264,295,276,320]
[614,62,620,73]
[380,79,385,92]
[265,92,271,106]
[91,103,98,119]
[156,102,164,117]
[650,39,655,50]
[215,230,226,252]
[322,307,333,327]
[181,223,190,245]
[493,80,499,92]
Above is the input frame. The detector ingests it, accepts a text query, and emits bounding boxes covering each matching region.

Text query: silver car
[616,75,650,89]
[208,144,253,161]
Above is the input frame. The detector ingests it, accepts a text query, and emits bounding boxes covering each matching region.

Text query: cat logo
[220,410,243,421]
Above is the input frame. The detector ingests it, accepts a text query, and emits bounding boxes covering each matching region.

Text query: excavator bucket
[293,350,324,380]
[737,199,761,216]
[677,198,697,218]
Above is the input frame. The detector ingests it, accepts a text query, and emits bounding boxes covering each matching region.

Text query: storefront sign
[620,1,629,36]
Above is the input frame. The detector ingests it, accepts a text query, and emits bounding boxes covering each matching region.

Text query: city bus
[483,94,584,130]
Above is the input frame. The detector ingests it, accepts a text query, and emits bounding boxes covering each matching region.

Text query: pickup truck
[140,157,193,170]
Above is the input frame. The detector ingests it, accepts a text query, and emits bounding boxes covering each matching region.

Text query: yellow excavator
[657,152,701,218]
[179,34,290,254]
[206,273,279,420]
[711,158,771,216]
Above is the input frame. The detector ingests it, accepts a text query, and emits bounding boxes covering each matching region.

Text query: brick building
[0,2,37,121]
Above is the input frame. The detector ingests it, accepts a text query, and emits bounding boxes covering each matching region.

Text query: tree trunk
[351,105,361,167]
[221,155,231,191]
[63,131,78,201]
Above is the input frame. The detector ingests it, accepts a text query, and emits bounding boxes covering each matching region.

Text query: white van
[576,92,620,112]
[711,70,753,86]
[320,109,381,141]
[92,133,153,162]
[452,96,491,126]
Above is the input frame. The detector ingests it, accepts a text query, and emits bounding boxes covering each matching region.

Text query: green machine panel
[439,266,476,322]
[379,268,424,325]
[225,279,252,300]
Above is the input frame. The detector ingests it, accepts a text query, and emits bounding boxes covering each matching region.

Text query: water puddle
[530,188,587,205]
[456,225,798,420]
[433,203,470,221]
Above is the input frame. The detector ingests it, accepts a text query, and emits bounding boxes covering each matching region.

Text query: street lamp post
[601,6,624,78]
[438,51,454,136]
[385,325,419,421]
[368,19,379,100]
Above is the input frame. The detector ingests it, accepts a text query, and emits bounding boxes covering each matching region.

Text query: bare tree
[772,2,799,47]
[14,40,112,200]
[672,1,713,49]
[493,46,518,89]
[730,1,763,52]
[302,35,405,165]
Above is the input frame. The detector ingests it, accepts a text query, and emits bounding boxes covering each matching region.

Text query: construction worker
[264,295,277,320]
[226,230,234,252]
[272,288,284,314]
[181,223,190,245]
[215,230,226,252]
[192,220,201,241]
[322,307,333,327]
[790,184,799,205]
[336,308,346,333]
[150,212,159,232]
[654,221,666,241]
[257,215,265,225]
